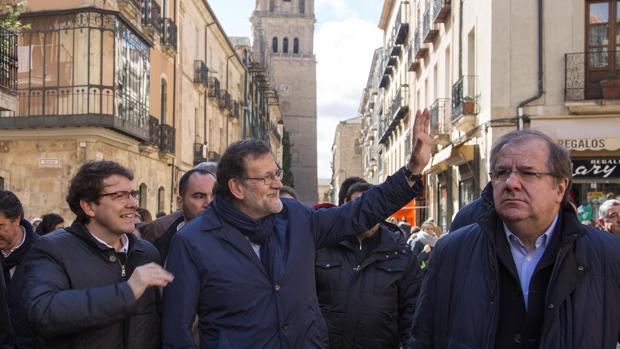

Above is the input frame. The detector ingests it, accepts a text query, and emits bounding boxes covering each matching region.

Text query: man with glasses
[600,199,620,236]
[24,160,173,348]
[162,109,433,348]
[408,130,620,349]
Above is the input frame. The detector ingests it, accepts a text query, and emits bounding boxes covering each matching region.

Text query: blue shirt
[503,214,559,310]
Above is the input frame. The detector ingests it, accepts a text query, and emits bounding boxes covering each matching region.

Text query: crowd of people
[1,109,620,348]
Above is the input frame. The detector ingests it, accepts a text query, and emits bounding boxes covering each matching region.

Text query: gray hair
[194,161,218,174]
[599,199,620,219]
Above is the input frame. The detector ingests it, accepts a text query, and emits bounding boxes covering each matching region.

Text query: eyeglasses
[242,169,284,186]
[605,212,619,222]
[489,168,554,183]
[98,190,140,203]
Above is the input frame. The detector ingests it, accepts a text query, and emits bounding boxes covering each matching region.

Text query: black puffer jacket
[23,223,161,349]
[408,207,620,349]
[316,224,422,349]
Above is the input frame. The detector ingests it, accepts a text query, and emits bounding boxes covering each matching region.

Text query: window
[283,37,288,53]
[0,177,4,191]
[157,186,165,213]
[272,37,278,53]
[585,1,620,98]
[299,0,305,13]
[160,78,167,123]
[139,183,147,208]
[293,38,299,54]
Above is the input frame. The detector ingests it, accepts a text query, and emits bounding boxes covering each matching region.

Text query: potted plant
[462,96,476,114]
[600,74,620,99]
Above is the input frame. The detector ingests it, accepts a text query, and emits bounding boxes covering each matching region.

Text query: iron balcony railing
[430,98,451,134]
[143,0,163,34]
[379,85,409,144]
[423,5,439,43]
[233,100,240,118]
[148,116,160,146]
[161,18,177,51]
[433,0,451,24]
[220,91,231,110]
[393,1,410,46]
[193,60,209,87]
[0,27,18,93]
[564,50,620,101]
[413,27,427,59]
[159,123,175,154]
[194,143,207,164]
[119,0,143,11]
[451,75,478,120]
[208,77,221,99]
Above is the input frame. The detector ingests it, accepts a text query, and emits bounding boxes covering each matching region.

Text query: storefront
[569,156,620,223]
[423,143,478,232]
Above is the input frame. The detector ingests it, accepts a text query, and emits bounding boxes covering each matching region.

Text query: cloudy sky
[209,0,383,179]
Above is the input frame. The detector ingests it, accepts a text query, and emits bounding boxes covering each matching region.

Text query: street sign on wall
[572,158,620,179]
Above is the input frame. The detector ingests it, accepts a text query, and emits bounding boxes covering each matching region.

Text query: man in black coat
[450,181,493,232]
[152,168,216,262]
[408,130,620,349]
[23,160,174,349]
[316,182,422,348]
[0,191,37,349]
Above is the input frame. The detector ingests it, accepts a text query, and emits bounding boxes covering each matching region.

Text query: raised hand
[408,108,434,174]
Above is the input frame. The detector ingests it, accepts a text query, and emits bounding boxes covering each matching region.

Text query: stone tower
[251,0,318,203]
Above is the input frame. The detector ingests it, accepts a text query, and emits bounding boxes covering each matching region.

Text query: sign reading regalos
[558,137,620,151]
[572,158,620,179]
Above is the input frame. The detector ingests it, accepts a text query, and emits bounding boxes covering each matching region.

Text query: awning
[423,144,475,174]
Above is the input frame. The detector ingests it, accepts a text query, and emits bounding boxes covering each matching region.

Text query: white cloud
[315,17,382,178]
[315,0,350,19]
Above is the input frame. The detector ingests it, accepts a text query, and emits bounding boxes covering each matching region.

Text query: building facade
[0,0,281,221]
[251,0,318,204]
[365,0,620,231]
[359,48,384,185]
[330,116,363,203]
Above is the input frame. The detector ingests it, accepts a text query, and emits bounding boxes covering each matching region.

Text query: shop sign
[558,137,620,151]
[572,158,620,179]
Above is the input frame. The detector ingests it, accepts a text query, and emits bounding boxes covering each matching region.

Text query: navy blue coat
[162,168,422,348]
[408,207,620,349]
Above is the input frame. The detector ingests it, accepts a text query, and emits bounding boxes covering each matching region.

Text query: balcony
[430,98,451,145]
[194,143,207,164]
[219,91,232,110]
[142,0,163,36]
[4,86,149,140]
[408,43,419,71]
[207,151,221,162]
[433,0,451,24]
[423,6,439,43]
[232,100,240,118]
[564,50,620,114]
[451,75,478,133]
[379,85,409,145]
[147,115,160,145]
[159,123,175,155]
[379,55,393,88]
[393,1,410,45]
[208,77,221,100]
[193,60,209,89]
[161,18,177,53]
[0,27,17,112]
[414,28,428,59]
[388,37,402,58]
[118,0,143,18]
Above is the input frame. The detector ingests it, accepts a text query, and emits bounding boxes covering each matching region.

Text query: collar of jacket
[339,224,405,255]
[477,205,588,342]
[65,223,145,261]
[478,205,586,246]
